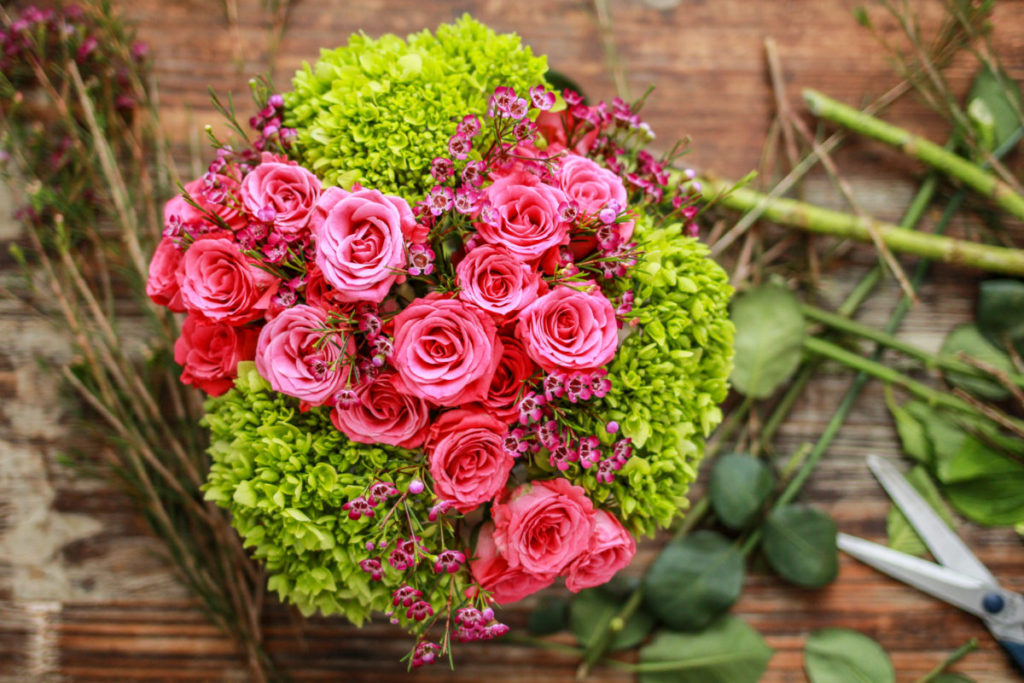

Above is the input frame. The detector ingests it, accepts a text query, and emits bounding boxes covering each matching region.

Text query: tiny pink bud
[606,421,620,434]
[408,479,425,495]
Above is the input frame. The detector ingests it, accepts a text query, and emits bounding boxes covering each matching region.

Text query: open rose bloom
[149,19,732,670]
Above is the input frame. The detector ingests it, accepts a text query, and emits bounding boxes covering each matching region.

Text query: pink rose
[255,304,352,404]
[165,176,246,235]
[331,371,429,449]
[564,510,636,593]
[391,295,502,406]
[455,244,544,317]
[477,170,569,260]
[304,265,349,313]
[179,237,279,324]
[173,313,258,396]
[146,237,185,312]
[480,335,538,424]
[535,110,599,156]
[516,286,619,372]
[558,154,633,241]
[425,409,512,513]
[492,478,594,575]
[311,187,414,303]
[241,156,321,239]
[471,523,555,605]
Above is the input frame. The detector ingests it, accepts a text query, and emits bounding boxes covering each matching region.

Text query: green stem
[575,588,645,679]
[800,303,1024,388]
[914,638,979,683]
[704,178,1024,276]
[803,88,1024,221]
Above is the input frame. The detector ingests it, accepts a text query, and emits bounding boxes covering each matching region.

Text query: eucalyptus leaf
[570,587,654,651]
[638,616,773,683]
[762,505,838,588]
[528,596,568,636]
[940,324,1014,400]
[886,466,956,556]
[977,279,1024,353]
[967,65,1023,155]
[643,530,744,631]
[730,285,807,398]
[804,627,895,683]
[710,453,775,529]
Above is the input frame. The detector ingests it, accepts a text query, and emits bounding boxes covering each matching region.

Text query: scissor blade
[838,532,992,619]
[867,455,998,586]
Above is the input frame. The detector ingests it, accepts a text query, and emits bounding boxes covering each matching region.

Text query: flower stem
[574,587,645,680]
[803,88,1024,221]
[914,638,979,683]
[704,177,1024,276]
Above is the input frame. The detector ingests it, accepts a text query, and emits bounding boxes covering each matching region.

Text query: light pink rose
[255,304,351,404]
[391,295,502,406]
[241,156,321,239]
[179,237,279,324]
[425,408,512,513]
[330,371,429,449]
[480,334,538,424]
[558,154,633,241]
[455,244,544,317]
[492,478,594,575]
[477,170,569,260]
[173,313,258,396]
[311,187,414,303]
[146,237,186,312]
[564,510,636,593]
[516,286,619,372]
[470,523,556,605]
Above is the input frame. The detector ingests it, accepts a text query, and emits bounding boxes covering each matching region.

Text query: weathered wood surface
[2,0,1024,680]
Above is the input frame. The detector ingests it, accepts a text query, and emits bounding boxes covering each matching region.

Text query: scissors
[837,455,1024,675]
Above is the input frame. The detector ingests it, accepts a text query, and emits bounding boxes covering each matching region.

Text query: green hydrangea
[574,217,735,537]
[201,362,466,624]
[283,15,548,200]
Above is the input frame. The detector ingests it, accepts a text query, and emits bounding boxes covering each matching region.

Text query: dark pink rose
[391,295,502,406]
[146,237,186,312]
[331,371,429,449]
[255,304,352,405]
[535,110,599,155]
[480,335,538,424]
[516,285,619,372]
[558,153,633,241]
[455,244,543,317]
[304,265,349,313]
[311,187,414,303]
[241,155,321,239]
[173,313,258,396]
[477,170,569,261]
[471,522,555,605]
[179,237,279,324]
[166,176,246,234]
[425,408,512,513]
[492,478,594,575]
[564,510,636,593]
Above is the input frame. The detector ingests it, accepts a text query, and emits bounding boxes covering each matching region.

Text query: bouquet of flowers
[146,15,734,667]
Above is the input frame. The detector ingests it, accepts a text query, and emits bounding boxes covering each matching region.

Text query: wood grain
[2,0,1023,681]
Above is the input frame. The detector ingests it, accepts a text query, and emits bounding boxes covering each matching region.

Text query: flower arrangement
[146,15,733,667]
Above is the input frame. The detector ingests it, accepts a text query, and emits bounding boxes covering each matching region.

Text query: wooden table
[2,0,1023,680]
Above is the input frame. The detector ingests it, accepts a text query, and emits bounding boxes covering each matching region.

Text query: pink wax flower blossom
[330,371,430,449]
[477,170,570,261]
[179,237,279,324]
[516,285,619,372]
[240,155,322,240]
[255,304,352,405]
[311,187,416,303]
[425,408,513,513]
[173,313,258,396]
[390,295,502,406]
[455,243,544,317]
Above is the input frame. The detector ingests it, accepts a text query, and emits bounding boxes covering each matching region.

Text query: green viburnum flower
[201,362,468,624]
[572,216,735,537]
[283,15,549,200]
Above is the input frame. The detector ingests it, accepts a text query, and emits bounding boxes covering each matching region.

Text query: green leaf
[710,453,775,529]
[232,480,257,507]
[730,285,807,398]
[886,466,956,556]
[967,65,1023,155]
[762,505,838,588]
[637,616,773,683]
[804,627,895,683]
[569,588,654,651]
[940,324,1014,400]
[885,391,932,465]
[932,674,975,683]
[528,596,568,636]
[643,530,744,631]
[977,279,1024,353]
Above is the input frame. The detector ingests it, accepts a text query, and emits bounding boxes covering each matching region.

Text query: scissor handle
[998,639,1024,674]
